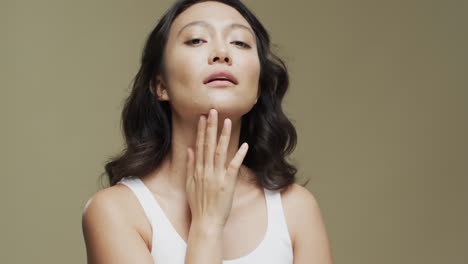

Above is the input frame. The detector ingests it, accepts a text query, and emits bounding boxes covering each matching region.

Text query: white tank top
[118,176,294,264]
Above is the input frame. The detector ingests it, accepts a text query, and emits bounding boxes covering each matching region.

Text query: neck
[147,111,254,199]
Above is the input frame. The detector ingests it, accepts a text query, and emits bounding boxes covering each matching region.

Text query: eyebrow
[177,20,255,38]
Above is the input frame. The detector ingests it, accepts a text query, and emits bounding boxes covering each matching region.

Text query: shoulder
[281,183,320,210]
[280,183,334,263]
[280,183,321,236]
[82,185,138,244]
[82,184,134,224]
[280,183,320,240]
[82,183,151,238]
[82,185,154,263]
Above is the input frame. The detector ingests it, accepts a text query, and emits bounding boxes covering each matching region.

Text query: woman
[82,0,333,263]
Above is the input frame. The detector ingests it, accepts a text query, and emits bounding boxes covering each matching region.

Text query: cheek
[243,54,261,85]
[165,51,201,87]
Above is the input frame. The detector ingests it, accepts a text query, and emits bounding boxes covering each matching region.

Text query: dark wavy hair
[101,0,307,191]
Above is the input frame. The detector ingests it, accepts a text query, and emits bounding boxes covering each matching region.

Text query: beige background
[2,0,467,263]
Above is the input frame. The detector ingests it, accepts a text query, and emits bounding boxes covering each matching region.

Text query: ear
[151,76,170,101]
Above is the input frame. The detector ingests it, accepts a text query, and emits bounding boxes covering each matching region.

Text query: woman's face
[156,1,260,120]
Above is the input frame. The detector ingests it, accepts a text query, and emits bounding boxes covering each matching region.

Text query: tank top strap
[118,176,187,249]
[118,176,159,225]
[263,188,293,247]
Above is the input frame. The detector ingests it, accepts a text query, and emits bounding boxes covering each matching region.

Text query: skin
[152,0,261,202]
[82,2,334,264]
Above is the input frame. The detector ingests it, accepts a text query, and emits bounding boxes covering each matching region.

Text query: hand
[185,109,249,229]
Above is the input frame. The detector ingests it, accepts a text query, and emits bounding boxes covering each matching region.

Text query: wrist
[190,218,224,236]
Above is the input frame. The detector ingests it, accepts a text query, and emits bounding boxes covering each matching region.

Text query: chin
[208,102,255,119]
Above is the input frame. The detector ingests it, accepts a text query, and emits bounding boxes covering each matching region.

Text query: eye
[185,38,205,46]
[231,41,251,49]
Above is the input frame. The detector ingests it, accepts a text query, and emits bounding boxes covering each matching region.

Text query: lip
[203,71,238,86]
[205,80,235,88]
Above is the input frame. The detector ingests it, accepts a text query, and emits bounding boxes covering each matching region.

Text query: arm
[82,190,154,264]
[184,220,224,264]
[285,184,334,264]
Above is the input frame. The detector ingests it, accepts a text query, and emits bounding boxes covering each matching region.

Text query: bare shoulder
[82,185,137,228]
[280,183,334,264]
[82,185,154,264]
[280,183,321,240]
[83,184,134,220]
[281,183,320,210]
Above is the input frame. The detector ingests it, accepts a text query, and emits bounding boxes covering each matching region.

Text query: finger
[226,143,249,182]
[186,147,194,185]
[195,115,207,178]
[214,118,231,173]
[204,109,217,173]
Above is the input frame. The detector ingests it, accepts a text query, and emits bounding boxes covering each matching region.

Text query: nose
[208,44,232,66]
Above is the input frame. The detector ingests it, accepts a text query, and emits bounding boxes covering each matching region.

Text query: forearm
[185,221,224,264]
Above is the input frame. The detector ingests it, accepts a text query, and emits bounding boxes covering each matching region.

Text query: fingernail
[209,109,216,120]
[242,143,248,151]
